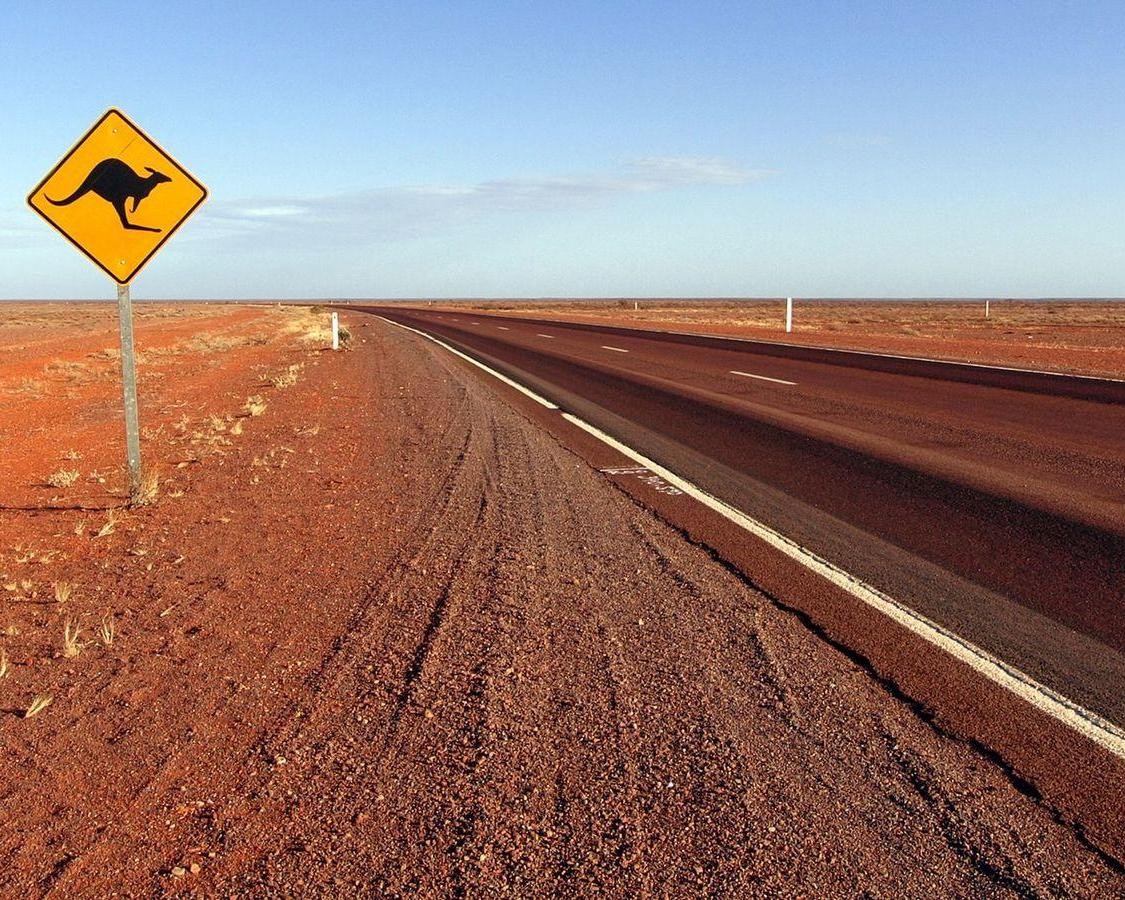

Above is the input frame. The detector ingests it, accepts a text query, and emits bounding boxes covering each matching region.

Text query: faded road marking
[537,334,555,339]
[602,345,629,353]
[731,370,797,386]
[599,465,683,495]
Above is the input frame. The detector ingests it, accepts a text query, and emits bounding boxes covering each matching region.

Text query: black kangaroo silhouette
[47,158,171,233]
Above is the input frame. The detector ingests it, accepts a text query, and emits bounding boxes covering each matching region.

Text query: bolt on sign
[27,108,207,284]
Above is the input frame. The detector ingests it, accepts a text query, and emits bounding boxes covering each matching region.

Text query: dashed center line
[537,333,555,339]
[602,345,629,353]
[497,326,510,331]
[730,370,797,386]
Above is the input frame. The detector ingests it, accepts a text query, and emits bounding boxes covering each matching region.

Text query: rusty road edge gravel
[378,315,1125,764]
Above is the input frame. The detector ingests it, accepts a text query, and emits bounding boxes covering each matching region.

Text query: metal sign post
[27,108,207,506]
[116,283,143,501]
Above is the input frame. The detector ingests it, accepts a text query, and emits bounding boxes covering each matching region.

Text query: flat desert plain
[437,299,1125,378]
[0,302,1121,896]
[0,302,368,892]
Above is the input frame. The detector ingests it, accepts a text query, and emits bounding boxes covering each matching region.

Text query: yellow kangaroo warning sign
[27,109,207,284]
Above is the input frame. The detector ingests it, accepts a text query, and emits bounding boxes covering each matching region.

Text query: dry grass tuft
[283,307,336,346]
[62,619,83,658]
[61,449,83,461]
[134,470,160,506]
[25,695,52,718]
[269,363,303,388]
[185,334,251,354]
[45,360,92,382]
[53,581,74,604]
[45,469,81,489]
[10,378,45,397]
[96,510,118,538]
[244,396,268,417]
[229,419,244,436]
[98,615,117,647]
[188,415,234,455]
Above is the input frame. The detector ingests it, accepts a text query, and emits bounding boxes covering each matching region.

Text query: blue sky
[2,1,1123,299]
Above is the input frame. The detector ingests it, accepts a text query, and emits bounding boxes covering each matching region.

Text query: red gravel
[0,308,1120,895]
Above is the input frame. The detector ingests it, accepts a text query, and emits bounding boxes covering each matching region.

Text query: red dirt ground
[432,299,1125,378]
[0,303,1120,895]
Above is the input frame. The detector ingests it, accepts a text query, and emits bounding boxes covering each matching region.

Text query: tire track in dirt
[205,321,1124,897]
[881,733,1044,896]
[197,337,517,890]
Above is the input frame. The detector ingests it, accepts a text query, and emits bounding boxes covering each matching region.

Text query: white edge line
[730,370,798,386]
[377,316,559,410]
[377,313,1125,761]
[602,345,629,353]
[559,411,1125,760]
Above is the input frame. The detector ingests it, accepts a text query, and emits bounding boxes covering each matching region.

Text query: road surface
[366,308,1125,722]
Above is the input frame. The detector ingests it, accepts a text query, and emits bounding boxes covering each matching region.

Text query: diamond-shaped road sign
[27,108,207,284]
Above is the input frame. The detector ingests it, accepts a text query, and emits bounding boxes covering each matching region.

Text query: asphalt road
[364,307,1125,729]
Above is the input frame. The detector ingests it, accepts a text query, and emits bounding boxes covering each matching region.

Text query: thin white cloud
[0,210,47,248]
[194,156,777,245]
[236,205,306,218]
[824,133,890,149]
[627,156,763,186]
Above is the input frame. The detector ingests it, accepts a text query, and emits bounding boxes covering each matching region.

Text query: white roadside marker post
[985,299,990,319]
[785,296,793,333]
[332,311,340,351]
[116,282,143,503]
